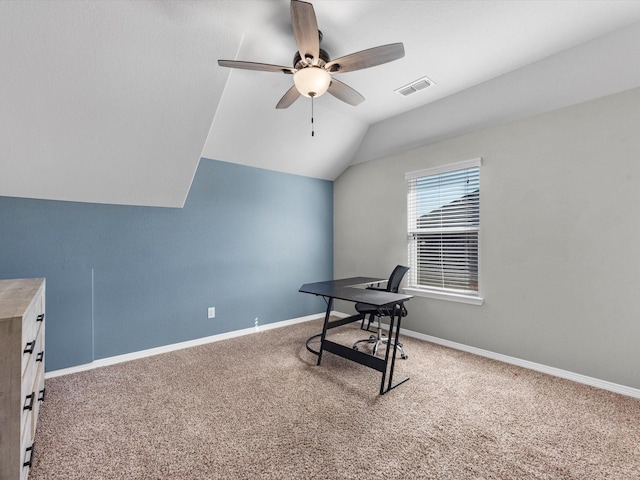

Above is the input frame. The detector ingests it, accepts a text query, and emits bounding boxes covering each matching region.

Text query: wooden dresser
[0,278,46,480]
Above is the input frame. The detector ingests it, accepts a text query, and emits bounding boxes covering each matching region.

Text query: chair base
[352,335,408,360]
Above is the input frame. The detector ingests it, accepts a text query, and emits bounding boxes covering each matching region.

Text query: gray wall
[0,158,333,371]
[334,87,640,389]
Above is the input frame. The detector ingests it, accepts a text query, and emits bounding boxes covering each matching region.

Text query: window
[406,158,482,305]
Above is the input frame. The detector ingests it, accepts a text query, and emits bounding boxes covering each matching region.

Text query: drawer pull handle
[36,351,44,362]
[38,388,46,402]
[24,392,35,411]
[24,341,36,354]
[23,442,35,468]
[37,313,44,322]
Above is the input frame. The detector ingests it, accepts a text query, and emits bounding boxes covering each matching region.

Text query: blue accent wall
[0,159,333,371]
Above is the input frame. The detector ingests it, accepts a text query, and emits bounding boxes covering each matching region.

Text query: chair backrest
[386,265,409,293]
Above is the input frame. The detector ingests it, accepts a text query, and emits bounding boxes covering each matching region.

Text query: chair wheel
[353,346,359,351]
[401,354,408,360]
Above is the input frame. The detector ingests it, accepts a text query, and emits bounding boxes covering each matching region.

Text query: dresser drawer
[21,311,44,379]
[21,301,42,351]
[19,408,34,480]
[31,362,45,440]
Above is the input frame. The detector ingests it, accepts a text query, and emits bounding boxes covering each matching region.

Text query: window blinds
[406,158,480,293]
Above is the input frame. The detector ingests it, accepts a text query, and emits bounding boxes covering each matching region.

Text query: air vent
[395,76,435,97]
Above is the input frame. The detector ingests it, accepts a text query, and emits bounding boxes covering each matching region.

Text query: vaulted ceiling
[2,1,640,207]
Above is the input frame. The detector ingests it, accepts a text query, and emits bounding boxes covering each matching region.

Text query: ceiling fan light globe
[293,67,331,98]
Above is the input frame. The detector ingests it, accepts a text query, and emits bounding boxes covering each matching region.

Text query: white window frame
[405,158,483,305]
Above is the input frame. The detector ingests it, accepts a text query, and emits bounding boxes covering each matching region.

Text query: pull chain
[311,95,315,137]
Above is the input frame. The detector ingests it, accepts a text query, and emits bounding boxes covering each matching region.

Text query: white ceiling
[2,1,640,207]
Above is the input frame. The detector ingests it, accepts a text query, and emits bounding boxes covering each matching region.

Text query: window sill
[403,287,484,306]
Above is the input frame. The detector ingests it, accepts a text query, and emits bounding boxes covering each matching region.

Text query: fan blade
[291,0,320,65]
[327,78,364,106]
[325,43,405,74]
[218,60,295,74]
[276,85,301,109]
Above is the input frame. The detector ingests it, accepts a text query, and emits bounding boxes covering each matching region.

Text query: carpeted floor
[30,319,640,479]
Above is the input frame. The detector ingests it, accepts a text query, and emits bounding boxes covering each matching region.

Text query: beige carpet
[30,319,640,479]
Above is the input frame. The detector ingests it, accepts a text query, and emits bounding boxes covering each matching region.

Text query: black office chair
[352,265,410,359]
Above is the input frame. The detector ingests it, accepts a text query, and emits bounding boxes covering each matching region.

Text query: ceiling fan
[218,0,405,109]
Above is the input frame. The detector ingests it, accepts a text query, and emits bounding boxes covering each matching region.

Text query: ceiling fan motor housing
[293,47,331,69]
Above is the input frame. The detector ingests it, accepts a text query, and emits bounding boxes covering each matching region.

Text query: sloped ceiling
[2,1,640,207]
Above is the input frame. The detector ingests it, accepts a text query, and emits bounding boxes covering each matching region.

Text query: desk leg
[387,314,401,392]
[380,306,410,395]
[379,311,396,394]
[387,315,409,392]
[317,297,333,366]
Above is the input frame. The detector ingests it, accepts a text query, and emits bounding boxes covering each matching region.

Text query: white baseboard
[46,310,640,399]
[45,312,326,379]
[397,325,640,399]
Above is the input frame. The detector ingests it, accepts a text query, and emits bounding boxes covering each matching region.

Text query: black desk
[299,277,413,394]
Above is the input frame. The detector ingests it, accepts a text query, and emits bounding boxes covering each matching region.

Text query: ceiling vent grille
[395,76,434,97]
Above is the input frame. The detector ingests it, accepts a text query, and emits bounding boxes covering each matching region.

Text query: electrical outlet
[208,307,215,319]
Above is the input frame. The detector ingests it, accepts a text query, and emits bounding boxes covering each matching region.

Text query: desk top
[299,277,412,307]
